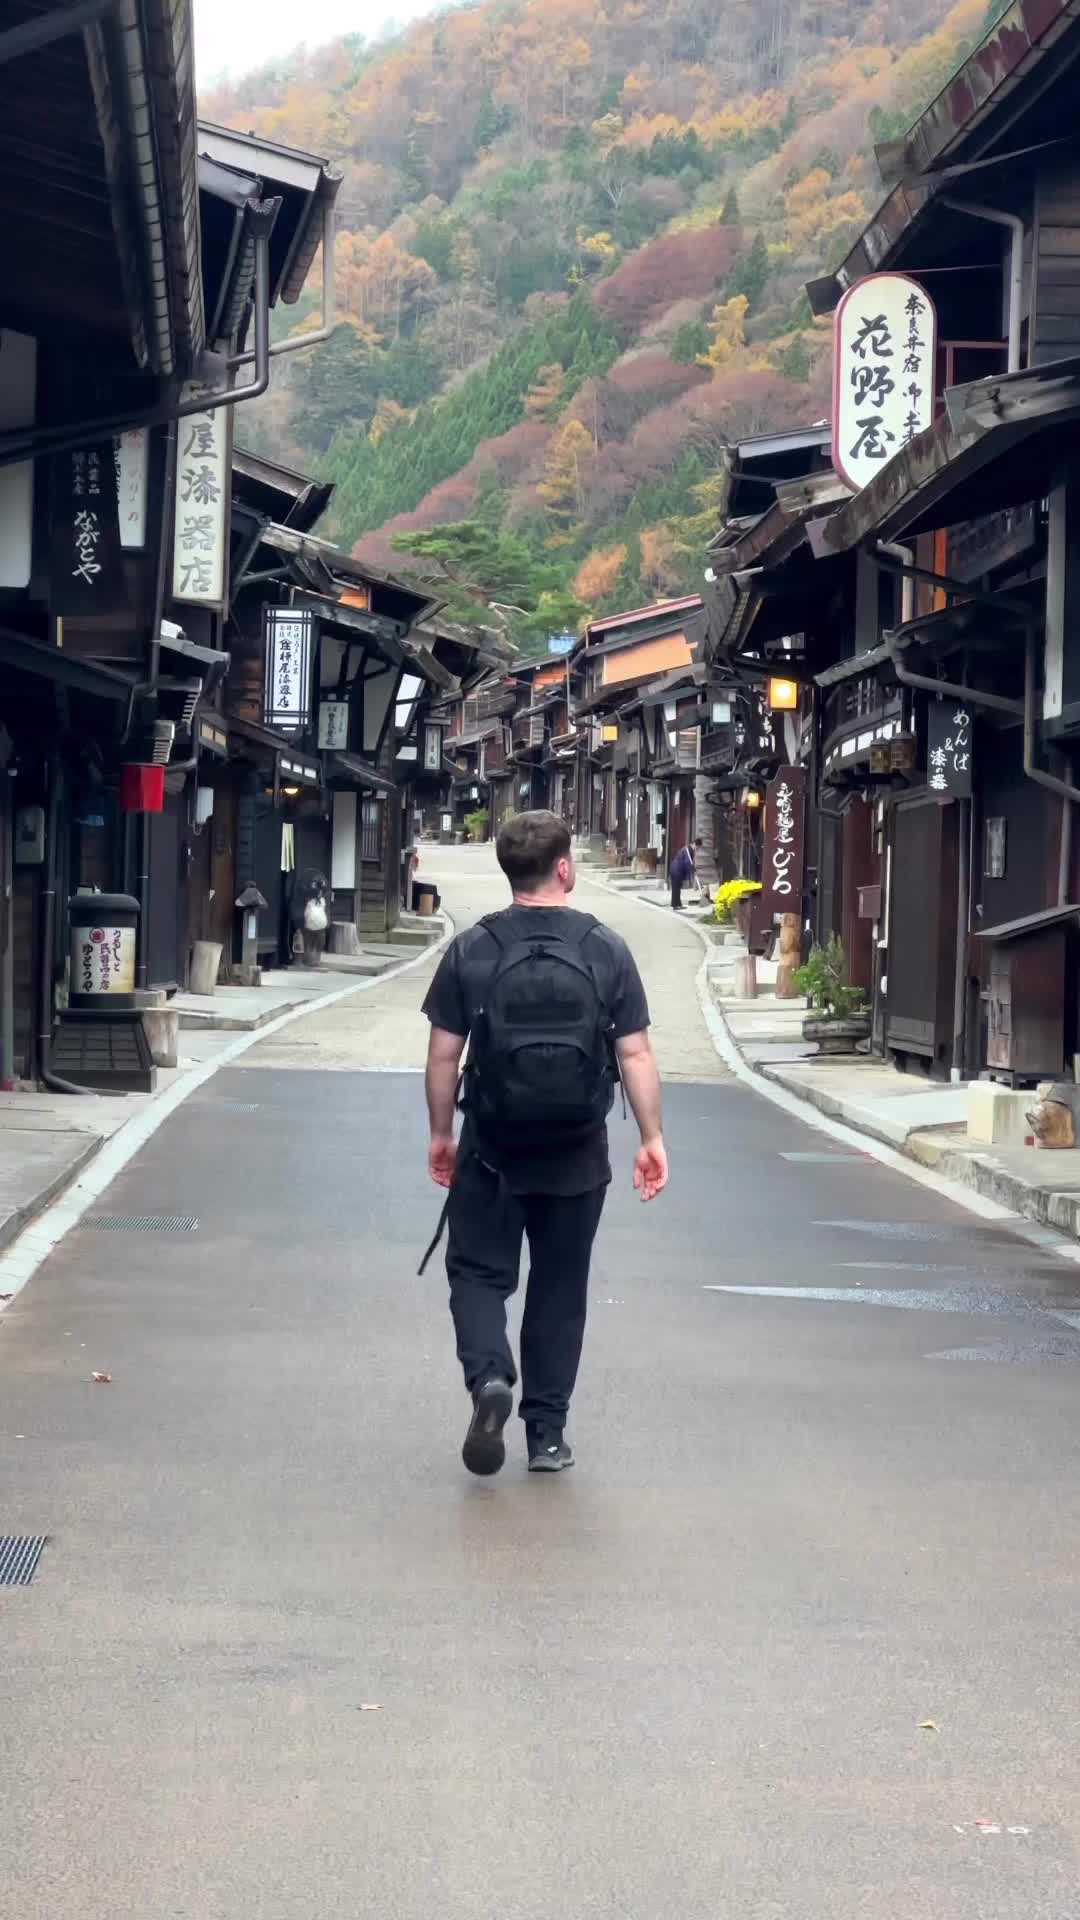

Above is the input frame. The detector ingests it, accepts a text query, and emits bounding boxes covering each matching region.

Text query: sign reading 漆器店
[832,273,937,494]
[172,390,229,604]
[762,765,806,916]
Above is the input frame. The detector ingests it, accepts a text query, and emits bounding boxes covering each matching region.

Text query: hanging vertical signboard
[264,608,314,731]
[423,723,443,772]
[114,427,149,550]
[927,701,973,799]
[51,440,125,616]
[761,765,807,916]
[172,391,229,604]
[318,698,350,749]
[832,273,937,493]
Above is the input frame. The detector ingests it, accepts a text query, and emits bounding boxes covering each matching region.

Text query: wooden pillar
[775,913,802,999]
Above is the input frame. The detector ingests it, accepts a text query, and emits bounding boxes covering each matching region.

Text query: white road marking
[0,917,454,1306]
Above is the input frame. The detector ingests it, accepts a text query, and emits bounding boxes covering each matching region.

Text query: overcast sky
[194,0,440,83]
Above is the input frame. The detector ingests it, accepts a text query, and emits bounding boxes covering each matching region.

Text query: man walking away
[423,811,668,1477]
[670,837,703,912]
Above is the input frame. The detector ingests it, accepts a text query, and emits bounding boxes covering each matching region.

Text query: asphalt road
[3,859,1080,1917]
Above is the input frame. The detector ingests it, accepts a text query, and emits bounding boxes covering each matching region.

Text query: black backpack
[465,913,616,1150]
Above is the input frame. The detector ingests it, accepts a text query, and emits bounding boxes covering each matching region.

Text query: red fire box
[118,763,165,813]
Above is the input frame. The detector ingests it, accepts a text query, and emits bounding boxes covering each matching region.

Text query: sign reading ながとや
[832,273,937,494]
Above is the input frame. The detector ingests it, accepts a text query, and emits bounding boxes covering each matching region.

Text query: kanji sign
[762,765,807,915]
[51,440,124,616]
[171,390,229,604]
[70,923,136,997]
[264,608,314,731]
[318,699,350,749]
[927,701,973,800]
[114,427,148,549]
[832,273,937,493]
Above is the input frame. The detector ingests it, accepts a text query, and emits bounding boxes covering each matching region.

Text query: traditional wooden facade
[570,597,709,872]
[705,0,1080,1078]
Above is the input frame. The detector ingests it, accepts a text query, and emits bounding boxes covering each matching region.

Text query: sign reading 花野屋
[762,765,807,916]
[832,273,937,494]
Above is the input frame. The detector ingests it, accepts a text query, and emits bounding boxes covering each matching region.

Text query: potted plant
[463,807,490,843]
[794,935,870,1053]
[712,878,761,941]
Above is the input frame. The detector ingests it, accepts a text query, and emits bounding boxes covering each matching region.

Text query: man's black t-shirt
[422,906,650,1196]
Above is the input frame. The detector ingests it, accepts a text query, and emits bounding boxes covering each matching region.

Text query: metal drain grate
[88,1215,198,1233]
[0,1536,48,1585]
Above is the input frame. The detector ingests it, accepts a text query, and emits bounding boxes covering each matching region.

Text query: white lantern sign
[264,609,314,731]
[832,273,937,494]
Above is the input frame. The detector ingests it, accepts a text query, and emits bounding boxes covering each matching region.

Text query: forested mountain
[207,0,1007,648]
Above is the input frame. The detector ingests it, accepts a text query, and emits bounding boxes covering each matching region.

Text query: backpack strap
[479,913,513,952]
[480,910,599,951]
[564,913,599,949]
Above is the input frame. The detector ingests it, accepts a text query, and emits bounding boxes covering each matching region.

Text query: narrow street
[3,848,1080,1917]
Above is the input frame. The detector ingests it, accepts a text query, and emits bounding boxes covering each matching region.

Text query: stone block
[966,1081,1034,1148]
[142,1007,179,1070]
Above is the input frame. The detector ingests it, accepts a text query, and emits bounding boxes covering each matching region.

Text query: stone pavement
[6,908,1080,1915]
[711,953,1080,1246]
[240,844,733,1083]
[0,958,442,1267]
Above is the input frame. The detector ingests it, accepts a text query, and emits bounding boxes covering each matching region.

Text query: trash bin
[412,879,440,916]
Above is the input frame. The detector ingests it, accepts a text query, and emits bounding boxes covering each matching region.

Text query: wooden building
[704,0,1080,1080]
[570,597,709,871]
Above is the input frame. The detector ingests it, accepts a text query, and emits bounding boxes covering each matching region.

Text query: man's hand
[428,1134,458,1189]
[633,1136,669,1202]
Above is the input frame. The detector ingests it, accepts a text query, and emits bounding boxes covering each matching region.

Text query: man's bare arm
[615,1029,668,1201]
[426,1025,466,1187]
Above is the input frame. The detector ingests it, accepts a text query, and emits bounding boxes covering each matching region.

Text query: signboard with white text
[927,701,973,800]
[832,273,937,493]
[762,765,807,916]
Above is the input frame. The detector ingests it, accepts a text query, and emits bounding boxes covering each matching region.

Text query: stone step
[386,924,442,948]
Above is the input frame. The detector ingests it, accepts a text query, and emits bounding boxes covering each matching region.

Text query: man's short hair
[496,810,572,892]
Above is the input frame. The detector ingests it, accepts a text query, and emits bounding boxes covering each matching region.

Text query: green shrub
[793,935,866,1019]
[463,808,490,842]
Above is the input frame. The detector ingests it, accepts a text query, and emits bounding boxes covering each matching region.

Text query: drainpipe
[231,200,337,369]
[889,648,1025,717]
[942,198,1024,373]
[39,763,88,1096]
[1024,629,1080,903]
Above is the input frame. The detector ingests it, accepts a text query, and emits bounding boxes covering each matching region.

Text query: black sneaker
[462,1377,514,1477]
[527,1428,574,1473]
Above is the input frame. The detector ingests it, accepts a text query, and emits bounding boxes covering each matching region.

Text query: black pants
[671,877,683,911]
[446,1153,606,1431]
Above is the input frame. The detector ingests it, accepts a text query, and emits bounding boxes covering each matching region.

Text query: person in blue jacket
[670,837,702,912]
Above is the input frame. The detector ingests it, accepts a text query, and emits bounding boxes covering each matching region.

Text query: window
[361,797,382,861]
[395,672,423,737]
